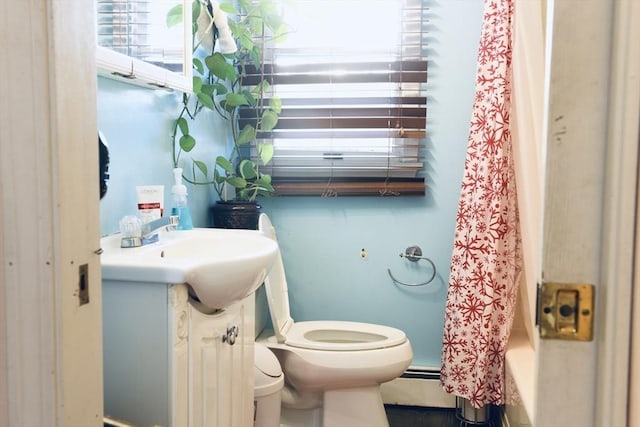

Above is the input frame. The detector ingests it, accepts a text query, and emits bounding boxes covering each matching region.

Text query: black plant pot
[209,201,261,230]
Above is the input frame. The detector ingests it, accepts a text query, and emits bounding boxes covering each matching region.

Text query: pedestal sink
[100,228,278,309]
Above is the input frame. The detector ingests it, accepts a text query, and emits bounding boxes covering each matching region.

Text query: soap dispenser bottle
[171,168,193,230]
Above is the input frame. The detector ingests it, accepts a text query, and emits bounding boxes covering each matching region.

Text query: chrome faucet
[120,215,179,248]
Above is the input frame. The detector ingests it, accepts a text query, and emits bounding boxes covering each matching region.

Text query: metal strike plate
[538,282,594,341]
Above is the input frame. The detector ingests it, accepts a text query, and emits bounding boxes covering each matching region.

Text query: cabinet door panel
[203,345,225,426]
[230,303,253,427]
[189,306,239,427]
[189,298,253,427]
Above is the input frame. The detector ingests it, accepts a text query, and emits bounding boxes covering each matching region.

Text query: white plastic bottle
[171,168,193,230]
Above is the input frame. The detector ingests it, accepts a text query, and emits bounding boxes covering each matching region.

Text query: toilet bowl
[256,214,413,427]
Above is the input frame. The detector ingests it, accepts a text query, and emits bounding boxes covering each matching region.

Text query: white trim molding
[597,0,640,425]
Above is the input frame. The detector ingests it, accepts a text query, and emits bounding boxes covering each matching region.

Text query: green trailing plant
[168,0,287,202]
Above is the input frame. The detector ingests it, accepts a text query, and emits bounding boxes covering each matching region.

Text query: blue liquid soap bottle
[171,168,193,230]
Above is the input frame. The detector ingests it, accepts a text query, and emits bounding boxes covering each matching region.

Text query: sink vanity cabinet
[100,228,276,425]
[103,280,255,427]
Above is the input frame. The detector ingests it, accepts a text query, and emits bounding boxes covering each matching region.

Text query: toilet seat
[258,214,407,352]
[285,320,407,351]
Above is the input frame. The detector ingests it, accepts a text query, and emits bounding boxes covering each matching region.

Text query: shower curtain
[440,0,521,408]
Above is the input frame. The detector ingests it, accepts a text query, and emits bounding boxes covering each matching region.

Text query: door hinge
[536,281,594,341]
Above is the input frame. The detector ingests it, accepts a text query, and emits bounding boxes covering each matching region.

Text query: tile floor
[105,405,500,427]
[385,405,501,427]
[385,405,458,426]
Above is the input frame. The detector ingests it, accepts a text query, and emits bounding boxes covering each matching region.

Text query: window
[97,0,188,72]
[243,0,428,196]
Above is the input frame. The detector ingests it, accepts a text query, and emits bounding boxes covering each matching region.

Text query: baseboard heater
[380,367,456,409]
[401,368,441,380]
[103,416,136,427]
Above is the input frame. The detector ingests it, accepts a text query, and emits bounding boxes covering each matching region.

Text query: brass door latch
[537,282,594,341]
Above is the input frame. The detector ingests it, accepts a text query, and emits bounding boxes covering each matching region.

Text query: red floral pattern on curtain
[440,0,522,408]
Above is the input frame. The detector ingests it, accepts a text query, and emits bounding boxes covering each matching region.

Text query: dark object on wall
[209,201,261,230]
[99,131,110,200]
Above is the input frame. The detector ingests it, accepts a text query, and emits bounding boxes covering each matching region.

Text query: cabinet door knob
[222,325,239,345]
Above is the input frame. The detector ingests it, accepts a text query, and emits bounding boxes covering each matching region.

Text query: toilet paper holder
[387,245,437,287]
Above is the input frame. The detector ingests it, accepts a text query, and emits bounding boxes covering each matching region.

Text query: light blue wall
[97,77,230,234]
[98,1,483,368]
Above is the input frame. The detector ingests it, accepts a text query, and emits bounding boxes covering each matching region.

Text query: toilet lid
[258,214,408,351]
[254,344,284,397]
[254,343,282,377]
[258,214,294,343]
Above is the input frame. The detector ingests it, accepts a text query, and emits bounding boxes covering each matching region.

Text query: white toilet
[256,214,413,427]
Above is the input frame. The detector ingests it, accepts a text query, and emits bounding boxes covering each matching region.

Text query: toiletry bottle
[171,168,193,230]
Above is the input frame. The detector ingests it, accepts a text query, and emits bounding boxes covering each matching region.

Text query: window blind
[242,0,428,196]
[97,0,186,71]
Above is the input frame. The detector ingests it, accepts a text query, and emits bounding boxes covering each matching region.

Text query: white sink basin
[100,228,278,309]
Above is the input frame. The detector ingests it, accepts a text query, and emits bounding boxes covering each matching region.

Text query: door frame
[536,0,640,426]
[0,0,103,425]
[594,0,640,425]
